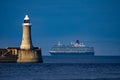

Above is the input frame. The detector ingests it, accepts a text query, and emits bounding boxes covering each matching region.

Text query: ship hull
[50,52,94,56]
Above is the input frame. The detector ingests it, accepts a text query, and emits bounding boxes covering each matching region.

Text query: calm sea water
[0,63,120,80]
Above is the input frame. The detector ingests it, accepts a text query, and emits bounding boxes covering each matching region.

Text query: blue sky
[0,0,120,55]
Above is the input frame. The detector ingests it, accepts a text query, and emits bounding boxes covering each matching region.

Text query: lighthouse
[17,15,43,63]
[20,15,33,50]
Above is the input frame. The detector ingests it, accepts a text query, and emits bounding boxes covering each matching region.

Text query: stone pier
[17,48,43,63]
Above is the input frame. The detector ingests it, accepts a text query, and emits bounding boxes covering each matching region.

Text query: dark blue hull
[50,52,94,56]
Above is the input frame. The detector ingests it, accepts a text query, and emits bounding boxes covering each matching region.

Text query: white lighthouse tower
[20,15,33,50]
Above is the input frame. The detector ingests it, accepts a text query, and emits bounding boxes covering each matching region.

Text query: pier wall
[0,47,43,63]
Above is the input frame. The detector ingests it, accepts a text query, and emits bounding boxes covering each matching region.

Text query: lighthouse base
[17,48,43,63]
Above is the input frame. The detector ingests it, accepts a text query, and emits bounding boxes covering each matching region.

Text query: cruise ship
[49,40,94,56]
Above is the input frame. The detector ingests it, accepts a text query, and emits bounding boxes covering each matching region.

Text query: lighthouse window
[24,20,30,23]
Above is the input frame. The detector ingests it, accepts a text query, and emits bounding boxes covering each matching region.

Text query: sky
[0,0,120,55]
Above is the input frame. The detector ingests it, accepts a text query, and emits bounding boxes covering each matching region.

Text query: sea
[1,56,120,80]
